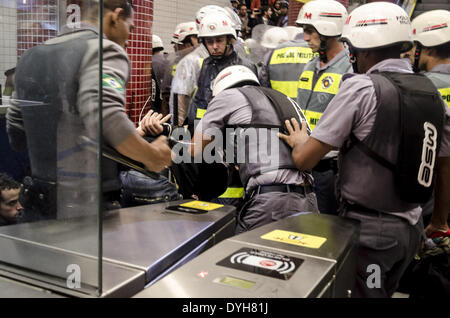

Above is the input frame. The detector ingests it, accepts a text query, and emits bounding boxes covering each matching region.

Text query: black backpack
[348,72,445,204]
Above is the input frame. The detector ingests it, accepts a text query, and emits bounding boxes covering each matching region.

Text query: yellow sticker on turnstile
[261,230,327,249]
[180,200,224,211]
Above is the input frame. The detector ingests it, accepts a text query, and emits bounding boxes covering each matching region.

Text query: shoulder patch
[102,74,125,92]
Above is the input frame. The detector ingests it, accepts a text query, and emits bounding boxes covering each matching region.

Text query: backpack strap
[341,72,397,171]
[232,86,306,134]
[348,133,396,171]
[257,86,307,134]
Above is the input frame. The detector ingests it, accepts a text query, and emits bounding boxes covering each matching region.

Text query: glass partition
[0,0,103,296]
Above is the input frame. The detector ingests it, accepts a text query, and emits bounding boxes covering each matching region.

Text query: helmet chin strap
[413,44,422,73]
[319,36,328,63]
[348,45,360,74]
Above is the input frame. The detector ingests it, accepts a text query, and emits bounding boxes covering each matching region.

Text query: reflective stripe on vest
[190,58,205,101]
[298,71,343,130]
[303,109,323,131]
[439,87,450,107]
[218,187,244,198]
[270,80,299,99]
[196,108,206,119]
[297,54,350,131]
[268,44,316,98]
[426,71,450,108]
[171,63,178,77]
[244,45,250,56]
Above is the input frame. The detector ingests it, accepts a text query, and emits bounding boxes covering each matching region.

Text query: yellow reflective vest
[425,70,450,108]
[268,41,317,99]
[297,52,351,131]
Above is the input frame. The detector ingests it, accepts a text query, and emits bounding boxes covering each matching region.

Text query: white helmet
[171,23,183,44]
[341,2,413,52]
[196,5,223,29]
[152,34,164,50]
[212,65,259,96]
[283,26,304,41]
[195,5,242,32]
[261,27,289,48]
[296,0,348,37]
[198,12,237,39]
[177,22,199,43]
[223,6,242,31]
[412,10,450,47]
[244,38,258,50]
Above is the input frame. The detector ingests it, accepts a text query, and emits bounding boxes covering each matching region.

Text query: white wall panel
[0,2,17,91]
[153,0,231,53]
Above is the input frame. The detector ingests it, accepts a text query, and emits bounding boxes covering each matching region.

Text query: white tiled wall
[153,0,231,54]
[0,1,17,93]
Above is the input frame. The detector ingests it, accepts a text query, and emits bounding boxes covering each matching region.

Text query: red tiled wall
[16,0,153,126]
[126,0,153,125]
[17,0,58,58]
[288,0,349,26]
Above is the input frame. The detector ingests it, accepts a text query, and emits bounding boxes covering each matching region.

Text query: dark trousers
[235,191,319,234]
[312,169,338,215]
[340,208,423,297]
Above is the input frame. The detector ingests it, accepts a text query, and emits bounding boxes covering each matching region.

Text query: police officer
[7,0,172,219]
[161,22,199,116]
[259,26,316,99]
[279,2,447,297]
[191,65,318,233]
[186,12,256,206]
[295,0,351,215]
[410,10,450,107]
[169,6,224,127]
[150,34,167,114]
[410,10,450,237]
[277,0,289,27]
[151,34,166,90]
[187,12,256,134]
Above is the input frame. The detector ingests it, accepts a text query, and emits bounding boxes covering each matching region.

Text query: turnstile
[134,213,360,298]
[0,200,236,297]
[0,275,65,298]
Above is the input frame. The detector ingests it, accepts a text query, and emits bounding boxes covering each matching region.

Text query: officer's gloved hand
[137,110,172,137]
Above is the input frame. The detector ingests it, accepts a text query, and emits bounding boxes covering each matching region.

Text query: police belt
[251,184,313,197]
[313,157,338,173]
[342,200,408,221]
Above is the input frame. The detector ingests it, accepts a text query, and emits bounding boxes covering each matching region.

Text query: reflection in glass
[0,0,102,296]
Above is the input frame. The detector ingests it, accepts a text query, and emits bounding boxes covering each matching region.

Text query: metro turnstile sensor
[134,213,360,298]
[0,200,236,297]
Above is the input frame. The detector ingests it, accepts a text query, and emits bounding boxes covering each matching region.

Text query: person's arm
[6,94,27,152]
[115,133,172,173]
[78,39,172,172]
[278,118,333,170]
[160,63,173,117]
[279,75,375,171]
[136,110,172,136]
[177,94,190,125]
[190,130,214,160]
[426,157,450,236]
[171,57,197,125]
